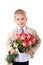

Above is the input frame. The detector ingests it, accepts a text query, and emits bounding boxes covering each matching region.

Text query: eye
[17,19,19,21]
[21,18,24,20]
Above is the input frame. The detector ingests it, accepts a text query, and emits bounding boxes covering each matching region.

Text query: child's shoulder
[27,26,37,36]
[7,28,17,36]
[27,26,37,33]
[8,29,16,33]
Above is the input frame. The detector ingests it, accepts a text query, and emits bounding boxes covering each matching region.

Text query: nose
[19,19,22,23]
[19,19,22,21]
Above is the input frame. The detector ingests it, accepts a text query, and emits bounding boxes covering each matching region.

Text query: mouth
[20,23,23,25]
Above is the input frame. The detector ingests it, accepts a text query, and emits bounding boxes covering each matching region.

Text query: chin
[19,25,23,27]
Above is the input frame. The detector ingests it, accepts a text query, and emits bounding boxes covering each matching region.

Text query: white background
[0,0,43,65]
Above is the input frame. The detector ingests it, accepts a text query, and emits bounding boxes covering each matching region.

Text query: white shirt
[14,25,31,62]
[17,25,27,34]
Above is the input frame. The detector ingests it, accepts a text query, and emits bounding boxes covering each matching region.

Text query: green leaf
[6,54,17,63]
[18,45,25,53]
[16,40,23,45]
[25,46,30,50]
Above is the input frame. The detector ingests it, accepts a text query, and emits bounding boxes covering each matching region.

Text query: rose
[16,34,21,40]
[27,33,32,40]
[31,36,36,44]
[16,33,36,47]
[16,33,27,40]
[16,33,31,40]
[20,33,28,40]
[22,39,29,47]
[22,39,32,47]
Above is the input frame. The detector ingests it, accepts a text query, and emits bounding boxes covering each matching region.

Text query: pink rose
[27,34,31,40]
[22,40,29,47]
[31,36,36,44]
[28,40,32,45]
[20,33,27,40]
[16,34,21,40]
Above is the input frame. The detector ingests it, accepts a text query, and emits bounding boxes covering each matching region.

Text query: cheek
[23,20,27,23]
[14,19,19,25]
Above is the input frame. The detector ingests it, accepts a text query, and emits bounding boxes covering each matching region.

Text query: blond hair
[14,9,26,17]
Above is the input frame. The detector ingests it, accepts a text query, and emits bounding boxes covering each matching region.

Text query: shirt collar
[17,25,27,32]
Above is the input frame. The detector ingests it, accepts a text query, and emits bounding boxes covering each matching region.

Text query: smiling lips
[20,23,23,25]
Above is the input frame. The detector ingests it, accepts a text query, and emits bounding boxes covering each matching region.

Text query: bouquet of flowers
[6,33,36,63]
[14,33,36,52]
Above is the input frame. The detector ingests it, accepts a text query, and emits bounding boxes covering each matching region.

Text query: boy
[6,9,41,65]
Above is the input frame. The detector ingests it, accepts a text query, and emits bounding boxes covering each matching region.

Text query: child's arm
[6,30,17,54]
[30,30,41,54]
[26,30,41,58]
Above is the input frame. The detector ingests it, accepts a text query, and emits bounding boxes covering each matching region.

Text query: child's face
[14,14,27,28]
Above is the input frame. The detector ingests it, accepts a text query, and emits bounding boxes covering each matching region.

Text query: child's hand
[25,50,34,55]
[10,49,18,54]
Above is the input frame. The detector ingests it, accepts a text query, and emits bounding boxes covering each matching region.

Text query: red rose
[31,36,36,44]
[20,33,27,40]
[22,40,29,47]
[16,34,21,40]
[27,33,32,40]
[28,40,32,45]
